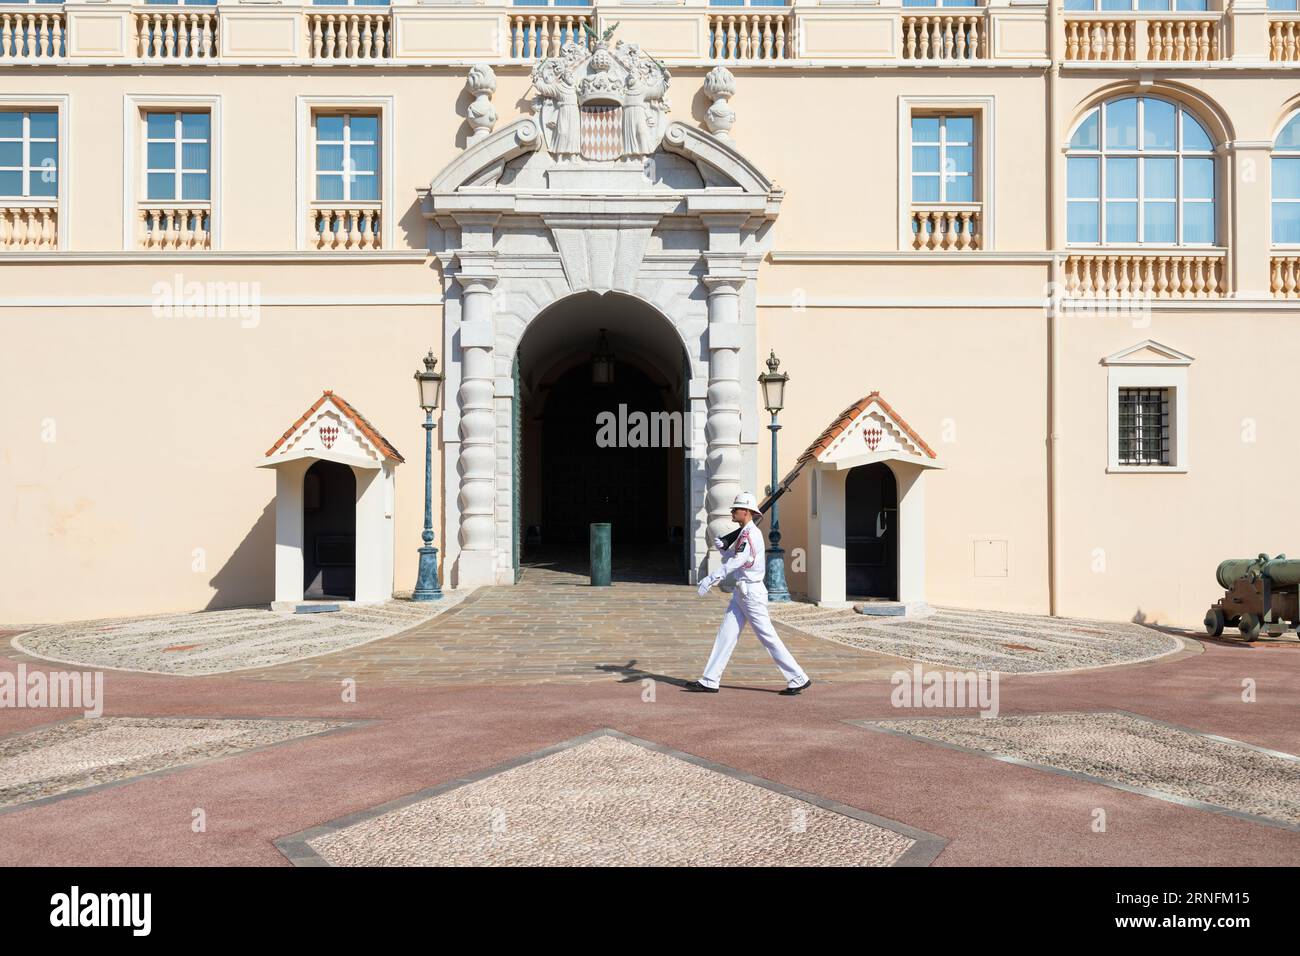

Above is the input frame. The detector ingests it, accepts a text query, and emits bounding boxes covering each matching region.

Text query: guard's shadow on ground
[596,659,786,694]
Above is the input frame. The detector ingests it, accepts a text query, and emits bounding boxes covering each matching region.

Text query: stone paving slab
[769,603,1184,673]
[243,570,905,686]
[0,716,352,812]
[10,594,469,676]
[280,730,946,867]
[858,711,1300,830]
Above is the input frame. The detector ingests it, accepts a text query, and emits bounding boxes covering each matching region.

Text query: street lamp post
[412,351,444,601]
[759,350,790,602]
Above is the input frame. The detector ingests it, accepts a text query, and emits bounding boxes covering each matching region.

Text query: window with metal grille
[1117,387,1171,465]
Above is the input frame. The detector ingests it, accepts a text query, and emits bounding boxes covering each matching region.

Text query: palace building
[3,1,1300,629]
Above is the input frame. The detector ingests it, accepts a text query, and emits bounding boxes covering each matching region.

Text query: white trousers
[699,581,808,689]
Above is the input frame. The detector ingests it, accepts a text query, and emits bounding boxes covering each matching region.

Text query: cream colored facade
[3,1,1299,630]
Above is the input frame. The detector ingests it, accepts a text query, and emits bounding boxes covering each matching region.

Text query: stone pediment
[262,391,402,471]
[799,392,941,470]
[425,31,780,203]
[1101,340,1195,366]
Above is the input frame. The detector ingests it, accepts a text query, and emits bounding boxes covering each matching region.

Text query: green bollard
[590,523,611,586]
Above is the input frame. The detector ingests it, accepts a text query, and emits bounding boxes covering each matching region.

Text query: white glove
[697,575,717,597]
[713,537,726,552]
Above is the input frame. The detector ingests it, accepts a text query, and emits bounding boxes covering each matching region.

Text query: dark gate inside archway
[516,293,689,582]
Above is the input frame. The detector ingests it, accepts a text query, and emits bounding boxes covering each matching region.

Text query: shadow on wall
[205,499,276,610]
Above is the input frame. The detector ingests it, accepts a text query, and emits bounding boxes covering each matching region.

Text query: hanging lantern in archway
[591,328,615,385]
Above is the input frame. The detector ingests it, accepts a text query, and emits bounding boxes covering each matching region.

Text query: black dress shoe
[684,681,719,693]
[779,678,813,696]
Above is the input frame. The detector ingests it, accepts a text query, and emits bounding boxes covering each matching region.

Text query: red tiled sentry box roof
[797,391,937,465]
[265,390,404,463]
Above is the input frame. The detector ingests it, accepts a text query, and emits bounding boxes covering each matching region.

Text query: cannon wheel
[1238,613,1262,640]
[1204,607,1225,637]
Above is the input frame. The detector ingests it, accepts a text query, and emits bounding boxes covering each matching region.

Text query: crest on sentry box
[530,26,671,163]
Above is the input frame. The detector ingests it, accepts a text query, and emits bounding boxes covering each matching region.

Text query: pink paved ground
[0,632,1296,866]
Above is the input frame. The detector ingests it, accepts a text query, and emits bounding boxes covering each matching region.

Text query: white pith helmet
[730,491,761,515]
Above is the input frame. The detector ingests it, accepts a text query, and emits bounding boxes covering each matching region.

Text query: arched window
[1273,113,1300,245]
[1067,96,1216,246]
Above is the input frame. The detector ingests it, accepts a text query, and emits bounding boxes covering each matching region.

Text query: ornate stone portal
[423,36,783,587]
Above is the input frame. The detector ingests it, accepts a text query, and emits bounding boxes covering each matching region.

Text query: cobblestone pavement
[237,567,907,685]
[11,595,468,676]
[863,712,1300,829]
[0,633,1296,865]
[287,732,941,867]
[768,603,1185,674]
[9,567,1187,684]
[0,717,349,812]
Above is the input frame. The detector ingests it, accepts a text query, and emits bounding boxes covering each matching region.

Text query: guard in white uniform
[686,492,813,695]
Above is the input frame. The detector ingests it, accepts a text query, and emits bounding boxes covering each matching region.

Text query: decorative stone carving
[529,31,670,163]
[703,66,736,141]
[465,63,498,147]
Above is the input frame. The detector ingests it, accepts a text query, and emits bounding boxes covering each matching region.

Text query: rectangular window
[1117,388,1171,466]
[314,113,380,202]
[0,110,57,199]
[145,111,211,201]
[911,114,975,204]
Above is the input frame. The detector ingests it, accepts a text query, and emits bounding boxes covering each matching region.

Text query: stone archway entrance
[516,291,690,580]
[423,40,788,589]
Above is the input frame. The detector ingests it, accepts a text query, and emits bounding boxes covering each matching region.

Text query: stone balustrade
[902,14,985,61]
[508,11,592,61]
[1065,14,1225,62]
[1147,18,1219,62]
[1269,256,1300,297]
[311,205,382,251]
[3,7,1292,67]
[0,10,64,61]
[308,12,390,62]
[911,207,982,251]
[136,10,218,60]
[0,205,58,250]
[139,205,212,250]
[708,12,792,62]
[1269,18,1300,62]
[1065,18,1138,61]
[1064,252,1226,299]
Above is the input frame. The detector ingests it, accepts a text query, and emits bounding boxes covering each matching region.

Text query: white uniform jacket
[717,521,766,586]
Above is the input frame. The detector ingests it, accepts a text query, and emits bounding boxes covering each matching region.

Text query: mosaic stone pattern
[869,712,1300,826]
[305,734,920,866]
[0,717,348,810]
[770,604,1182,673]
[12,596,468,676]
[246,570,897,685]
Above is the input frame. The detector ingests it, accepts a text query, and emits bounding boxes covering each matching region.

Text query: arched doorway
[303,459,356,600]
[846,463,898,600]
[516,292,689,581]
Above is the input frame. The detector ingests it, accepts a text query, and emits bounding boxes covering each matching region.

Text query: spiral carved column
[454,273,499,587]
[704,274,745,567]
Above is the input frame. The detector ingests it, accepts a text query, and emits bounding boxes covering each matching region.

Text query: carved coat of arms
[529,29,670,163]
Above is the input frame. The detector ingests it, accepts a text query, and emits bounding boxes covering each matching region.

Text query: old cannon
[1204,553,1300,640]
